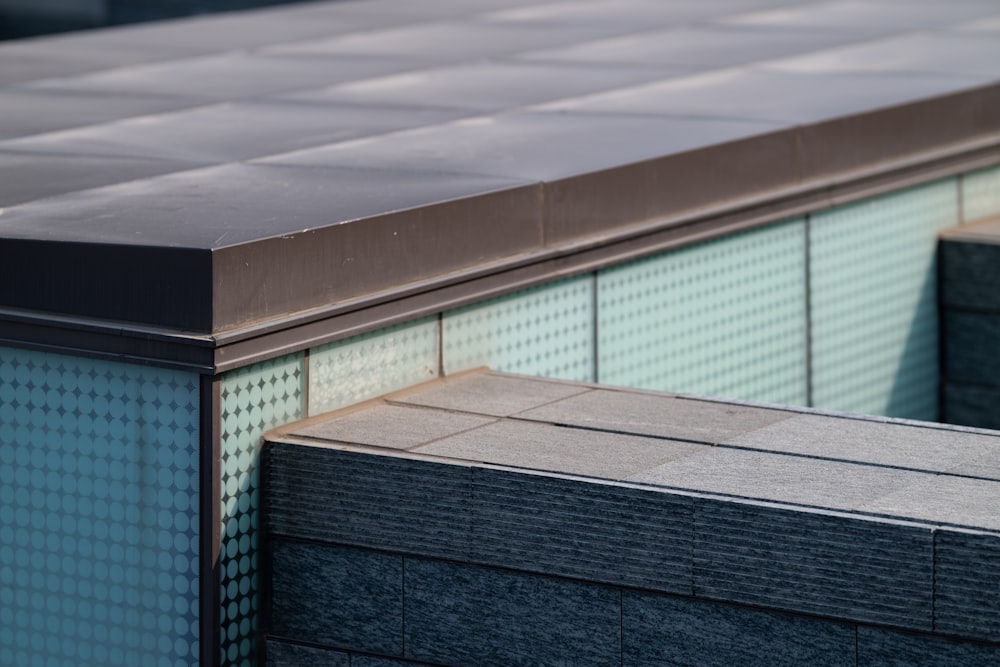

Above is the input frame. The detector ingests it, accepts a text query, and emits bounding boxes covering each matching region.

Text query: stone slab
[414,418,707,480]
[522,23,886,69]
[265,640,350,667]
[857,626,1000,666]
[389,373,590,417]
[516,390,794,443]
[269,540,403,655]
[265,444,473,560]
[623,590,855,667]
[282,60,685,112]
[627,447,932,511]
[0,101,466,164]
[403,558,621,666]
[471,468,692,593]
[943,383,1000,431]
[293,403,495,451]
[729,413,1000,476]
[856,475,1000,531]
[693,498,934,629]
[940,238,1000,311]
[944,310,1000,386]
[934,529,1000,642]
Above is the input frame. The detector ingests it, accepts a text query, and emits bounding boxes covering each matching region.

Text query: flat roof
[2,0,999,369]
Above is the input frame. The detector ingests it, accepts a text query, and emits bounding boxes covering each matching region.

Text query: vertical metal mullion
[199,373,222,667]
[804,215,814,408]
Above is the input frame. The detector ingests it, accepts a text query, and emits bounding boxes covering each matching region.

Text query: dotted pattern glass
[0,346,200,667]
[309,318,438,416]
[810,179,958,420]
[962,164,1000,223]
[219,354,304,666]
[598,220,808,405]
[442,276,595,382]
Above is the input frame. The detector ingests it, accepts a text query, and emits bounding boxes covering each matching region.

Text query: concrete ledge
[263,372,1000,663]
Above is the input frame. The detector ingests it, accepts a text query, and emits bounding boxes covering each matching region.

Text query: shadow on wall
[886,268,939,421]
[0,0,319,39]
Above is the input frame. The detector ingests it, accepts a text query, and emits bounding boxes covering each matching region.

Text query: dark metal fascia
[2,133,999,374]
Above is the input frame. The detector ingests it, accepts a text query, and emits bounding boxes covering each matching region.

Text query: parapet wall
[263,372,1000,666]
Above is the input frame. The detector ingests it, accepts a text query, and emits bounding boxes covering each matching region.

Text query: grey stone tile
[857,625,1000,666]
[281,60,684,113]
[265,444,473,560]
[944,310,1000,387]
[258,109,793,246]
[0,163,538,249]
[413,419,707,480]
[266,640,350,666]
[0,151,200,207]
[949,15,1000,33]
[856,476,1000,531]
[404,558,620,666]
[293,404,495,451]
[0,88,197,141]
[483,0,795,29]
[24,52,432,102]
[719,1,1000,30]
[944,383,1000,431]
[389,373,590,417]
[946,449,1000,481]
[536,67,985,125]
[260,108,785,185]
[517,390,793,442]
[693,498,934,628]
[0,101,466,163]
[627,448,932,512]
[81,6,377,53]
[471,468,692,593]
[761,31,1000,79]
[0,36,191,86]
[934,529,1000,641]
[729,413,1000,475]
[264,20,627,61]
[623,590,855,667]
[270,540,402,655]
[521,23,885,69]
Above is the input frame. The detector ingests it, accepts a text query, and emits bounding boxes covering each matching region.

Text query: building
[1,0,999,664]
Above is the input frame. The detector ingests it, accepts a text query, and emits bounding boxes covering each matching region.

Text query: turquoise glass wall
[962,163,1000,222]
[598,219,808,405]
[309,318,438,416]
[442,275,595,382]
[809,180,958,420]
[219,354,304,666]
[0,347,200,666]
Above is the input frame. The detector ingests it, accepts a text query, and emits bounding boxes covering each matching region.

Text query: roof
[1,0,999,367]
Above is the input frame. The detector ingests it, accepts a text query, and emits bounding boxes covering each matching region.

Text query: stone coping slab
[272,371,1000,532]
[0,0,999,355]
[265,371,1000,638]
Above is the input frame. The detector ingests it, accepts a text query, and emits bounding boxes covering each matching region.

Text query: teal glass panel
[308,317,438,416]
[0,347,200,666]
[442,275,594,382]
[219,353,304,666]
[597,219,807,404]
[962,164,1000,223]
[809,179,958,420]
